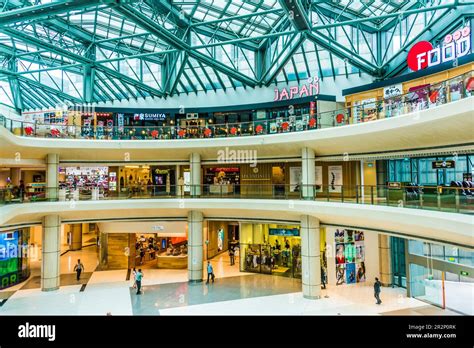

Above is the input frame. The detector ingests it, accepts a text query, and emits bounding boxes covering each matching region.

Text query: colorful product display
[335,229,366,285]
[0,230,30,289]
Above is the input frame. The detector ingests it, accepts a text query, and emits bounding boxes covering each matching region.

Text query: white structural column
[42,215,61,291]
[188,211,203,282]
[301,147,315,199]
[46,153,59,200]
[190,153,201,197]
[300,215,321,299]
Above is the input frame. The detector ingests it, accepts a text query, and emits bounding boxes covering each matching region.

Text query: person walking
[135,269,143,294]
[74,259,84,281]
[206,261,215,284]
[131,268,137,289]
[374,277,382,304]
[229,247,235,266]
[321,266,327,289]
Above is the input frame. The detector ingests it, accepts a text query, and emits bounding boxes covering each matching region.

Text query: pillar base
[41,286,59,292]
[188,279,203,284]
[303,294,321,300]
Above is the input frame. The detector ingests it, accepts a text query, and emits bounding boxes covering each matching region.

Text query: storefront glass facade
[407,240,474,315]
[387,155,473,185]
[391,237,407,288]
[408,240,474,267]
[0,229,30,289]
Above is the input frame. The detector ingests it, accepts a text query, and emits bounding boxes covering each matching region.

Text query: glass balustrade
[0,184,472,214]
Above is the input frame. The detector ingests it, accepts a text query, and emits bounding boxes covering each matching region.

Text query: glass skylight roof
[0,0,470,109]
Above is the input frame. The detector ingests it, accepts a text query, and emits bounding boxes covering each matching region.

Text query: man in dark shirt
[374,277,382,304]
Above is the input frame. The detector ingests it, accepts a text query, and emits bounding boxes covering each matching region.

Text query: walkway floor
[0,253,460,316]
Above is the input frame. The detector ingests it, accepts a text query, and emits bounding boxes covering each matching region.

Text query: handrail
[0,70,472,140]
[1,184,472,215]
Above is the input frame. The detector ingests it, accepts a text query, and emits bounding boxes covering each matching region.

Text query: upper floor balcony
[0,70,472,165]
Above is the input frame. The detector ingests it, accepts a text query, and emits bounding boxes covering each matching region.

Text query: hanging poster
[335,229,366,285]
[346,263,356,284]
[289,167,302,193]
[335,229,345,243]
[335,244,345,264]
[96,120,104,139]
[117,113,124,133]
[183,171,191,192]
[269,122,278,134]
[336,264,346,285]
[315,166,323,192]
[328,165,343,193]
[217,228,224,251]
[356,262,366,282]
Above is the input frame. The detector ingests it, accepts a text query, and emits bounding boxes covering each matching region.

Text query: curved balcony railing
[1,184,472,215]
[1,71,473,140]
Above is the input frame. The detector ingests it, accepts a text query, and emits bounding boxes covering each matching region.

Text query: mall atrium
[0,0,473,318]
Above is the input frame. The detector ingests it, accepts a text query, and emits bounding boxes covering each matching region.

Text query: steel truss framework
[0,0,473,110]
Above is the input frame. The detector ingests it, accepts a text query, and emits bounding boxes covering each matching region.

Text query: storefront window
[408,240,474,267]
[0,229,30,289]
[391,237,406,288]
[240,224,302,279]
[409,264,474,315]
[418,158,437,185]
[449,77,464,101]
[409,264,443,308]
[445,155,468,183]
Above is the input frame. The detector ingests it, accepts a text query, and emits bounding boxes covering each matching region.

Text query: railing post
[341,186,344,203]
[437,187,442,210]
[455,189,460,213]
[419,189,423,208]
[356,185,359,204]
[371,186,374,205]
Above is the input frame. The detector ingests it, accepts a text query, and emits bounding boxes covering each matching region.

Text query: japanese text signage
[407,26,471,71]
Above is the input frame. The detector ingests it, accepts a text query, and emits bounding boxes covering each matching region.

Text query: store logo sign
[134,113,166,121]
[407,27,471,71]
[274,78,319,101]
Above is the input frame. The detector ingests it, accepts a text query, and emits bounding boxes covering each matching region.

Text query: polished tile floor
[0,249,462,316]
[130,274,302,315]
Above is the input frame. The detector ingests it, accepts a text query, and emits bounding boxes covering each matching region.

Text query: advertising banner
[290,167,302,193]
[315,166,323,192]
[328,165,342,193]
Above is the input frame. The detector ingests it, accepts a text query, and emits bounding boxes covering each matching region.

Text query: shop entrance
[240,223,302,279]
[133,234,187,269]
[204,167,240,195]
[98,221,188,270]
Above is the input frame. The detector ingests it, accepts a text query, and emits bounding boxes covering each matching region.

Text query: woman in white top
[131,268,137,288]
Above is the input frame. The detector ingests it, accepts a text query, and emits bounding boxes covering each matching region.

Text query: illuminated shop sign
[432,160,455,169]
[133,113,167,121]
[274,78,320,101]
[407,26,471,71]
